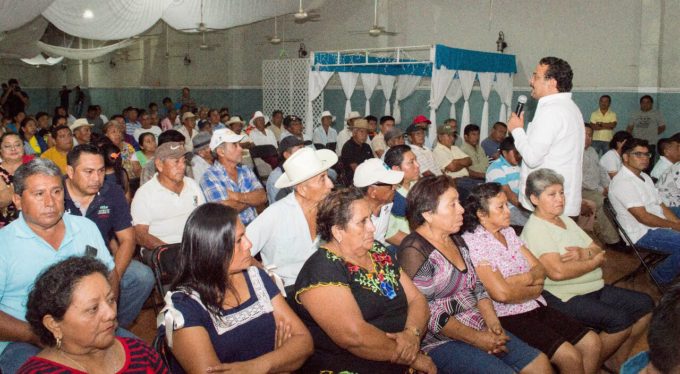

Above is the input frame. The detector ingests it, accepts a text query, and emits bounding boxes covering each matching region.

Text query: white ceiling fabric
[21,54,64,65]
[0,0,54,32]
[37,38,136,59]
[0,17,49,58]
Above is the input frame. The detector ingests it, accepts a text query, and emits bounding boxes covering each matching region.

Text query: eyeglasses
[630,152,652,158]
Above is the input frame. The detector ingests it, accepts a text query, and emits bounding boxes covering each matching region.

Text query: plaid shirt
[199,162,263,225]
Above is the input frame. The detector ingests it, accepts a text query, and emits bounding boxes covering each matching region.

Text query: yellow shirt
[41,147,68,174]
[589,109,617,142]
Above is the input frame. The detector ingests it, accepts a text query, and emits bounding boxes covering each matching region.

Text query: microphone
[515,95,527,115]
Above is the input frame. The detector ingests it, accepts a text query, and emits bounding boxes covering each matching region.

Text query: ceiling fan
[349,0,398,37]
[198,32,221,51]
[264,16,302,45]
[293,0,321,23]
[178,0,221,33]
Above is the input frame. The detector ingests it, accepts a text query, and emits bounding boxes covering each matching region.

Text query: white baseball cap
[209,128,245,150]
[353,158,404,188]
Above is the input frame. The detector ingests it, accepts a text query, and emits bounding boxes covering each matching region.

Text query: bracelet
[405,326,422,338]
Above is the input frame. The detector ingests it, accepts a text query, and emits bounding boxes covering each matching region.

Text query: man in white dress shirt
[248,110,278,148]
[312,110,338,148]
[507,56,585,217]
[650,136,680,180]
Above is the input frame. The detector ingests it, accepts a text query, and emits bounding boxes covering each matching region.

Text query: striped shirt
[17,337,168,373]
[486,156,520,195]
[399,232,490,352]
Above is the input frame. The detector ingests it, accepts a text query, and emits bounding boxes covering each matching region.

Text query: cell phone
[85,245,98,258]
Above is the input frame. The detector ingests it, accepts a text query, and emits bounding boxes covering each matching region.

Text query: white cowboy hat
[346,111,362,121]
[319,110,336,122]
[275,147,338,188]
[249,111,269,126]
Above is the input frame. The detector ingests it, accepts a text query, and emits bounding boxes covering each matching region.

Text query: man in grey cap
[131,141,205,249]
[381,128,405,160]
[191,132,213,182]
[266,136,306,204]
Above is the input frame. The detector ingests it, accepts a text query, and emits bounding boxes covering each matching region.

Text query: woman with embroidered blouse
[399,175,551,374]
[461,182,602,374]
[157,203,313,373]
[293,187,435,373]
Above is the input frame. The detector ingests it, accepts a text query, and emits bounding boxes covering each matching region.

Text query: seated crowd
[1,78,680,374]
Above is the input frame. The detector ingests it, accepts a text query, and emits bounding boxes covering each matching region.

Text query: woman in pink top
[461,182,601,374]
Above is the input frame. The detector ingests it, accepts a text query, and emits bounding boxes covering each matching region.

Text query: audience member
[522,168,655,371]
[226,115,256,170]
[650,136,680,179]
[600,130,633,178]
[111,114,140,150]
[0,132,34,228]
[190,132,212,182]
[410,115,434,148]
[178,87,197,112]
[589,95,617,156]
[335,111,362,156]
[177,112,198,151]
[582,124,623,248]
[340,118,374,183]
[621,282,680,374]
[133,111,161,142]
[353,158,404,247]
[294,188,435,373]
[486,136,530,226]
[268,109,284,142]
[99,142,131,202]
[432,122,480,200]
[200,129,266,225]
[371,115,395,158]
[627,95,666,159]
[406,124,441,177]
[160,109,177,131]
[507,56,585,217]
[281,114,310,144]
[86,105,105,134]
[64,144,154,328]
[19,117,46,156]
[366,114,378,139]
[462,182,602,373]
[312,110,338,148]
[158,203,312,373]
[41,124,73,174]
[139,129,186,185]
[70,118,93,146]
[381,127,405,160]
[249,111,278,148]
[103,121,140,178]
[481,121,508,160]
[131,141,204,249]
[247,147,336,289]
[18,257,168,373]
[0,159,115,373]
[266,136,305,204]
[609,138,680,284]
[460,124,490,179]
[124,107,141,136]
[384,145,420,246]
[135,132,157,168]
[399,175,549,373]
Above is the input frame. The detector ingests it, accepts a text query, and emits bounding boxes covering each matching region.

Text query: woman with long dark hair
[157,203,312,373]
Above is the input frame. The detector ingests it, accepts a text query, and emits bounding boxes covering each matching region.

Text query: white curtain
[0,17,48,59]
[445,78,463,121]
[0,0,54,32]
[338,72,359,118]
[42,0,308,40]
[393,74,422,125]
[21,54,64,65]
[493,73,514,122]
[458,70,476,129]
[379,74,395,115]
[305,69,334,139]
[428,67,456,146]
[38,39,137,60]
[477,72,494,139]
[360,73,379,116]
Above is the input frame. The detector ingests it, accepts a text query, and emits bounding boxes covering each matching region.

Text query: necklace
[57,345,120,373]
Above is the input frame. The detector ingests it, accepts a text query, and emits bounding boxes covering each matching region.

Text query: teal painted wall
[21,87,680,139]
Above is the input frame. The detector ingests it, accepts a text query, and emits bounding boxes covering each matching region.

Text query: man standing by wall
[589,95,617,156]
[627,95,666,162]
[508,56,585,217]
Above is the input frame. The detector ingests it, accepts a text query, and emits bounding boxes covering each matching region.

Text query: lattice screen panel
[262,58,324,135]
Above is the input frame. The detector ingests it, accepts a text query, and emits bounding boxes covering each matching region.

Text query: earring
[56,336,62,350]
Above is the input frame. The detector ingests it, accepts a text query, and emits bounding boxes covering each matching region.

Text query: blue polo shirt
[64,179,132,242]
[0,213,113,355]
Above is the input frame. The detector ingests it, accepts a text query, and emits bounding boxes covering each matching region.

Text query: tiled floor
[129,247,662,370]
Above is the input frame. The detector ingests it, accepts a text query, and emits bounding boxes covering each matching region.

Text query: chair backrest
[149,243,182,296]
[249,144,278,159]
[603,198,635,246]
